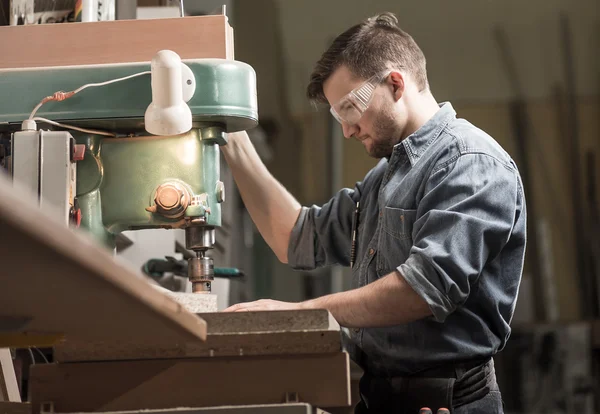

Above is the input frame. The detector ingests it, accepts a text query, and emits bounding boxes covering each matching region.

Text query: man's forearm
[302,270,432,327]
[222,132,301,263]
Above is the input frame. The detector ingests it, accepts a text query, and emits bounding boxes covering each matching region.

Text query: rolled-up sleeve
[399,153,519,322]
[287,186,360,271]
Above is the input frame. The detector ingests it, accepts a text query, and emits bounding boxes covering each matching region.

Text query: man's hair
[307,12,429,103]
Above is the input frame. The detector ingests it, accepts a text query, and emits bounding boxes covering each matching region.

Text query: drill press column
[186,226,216,293]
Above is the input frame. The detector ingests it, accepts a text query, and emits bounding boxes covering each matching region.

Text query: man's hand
[221,271,431,327]
[223,299,304,312]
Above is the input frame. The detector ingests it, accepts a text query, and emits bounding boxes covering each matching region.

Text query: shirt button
[354,328,360,334]
[400,214,404,221]
[369,248,375,255]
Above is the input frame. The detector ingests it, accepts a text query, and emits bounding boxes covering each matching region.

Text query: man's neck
[402,91,440,140]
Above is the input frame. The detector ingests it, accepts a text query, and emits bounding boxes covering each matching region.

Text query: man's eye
[340,101,357,112]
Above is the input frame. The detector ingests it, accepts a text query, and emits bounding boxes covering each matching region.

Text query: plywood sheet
[29,353,351,413]
[200,309,337,333]
[0,402,31,414]
[0,173,207,347]
[54,310,341,362]
[0,15,233,69]
[0,349,20,402]
[61,404,324,414]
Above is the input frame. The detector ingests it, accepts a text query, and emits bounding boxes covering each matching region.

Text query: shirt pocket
[377,207,418,274]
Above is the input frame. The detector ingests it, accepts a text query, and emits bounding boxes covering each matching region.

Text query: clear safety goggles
[329,71,390,125]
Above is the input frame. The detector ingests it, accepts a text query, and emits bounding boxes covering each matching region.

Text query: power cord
[29,71,151,120]
[22,70,151,136]
[26,347,50,364]
[32,347,49,364]
[32,117,116,137]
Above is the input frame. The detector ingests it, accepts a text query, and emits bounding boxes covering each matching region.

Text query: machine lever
[142,257,245,279]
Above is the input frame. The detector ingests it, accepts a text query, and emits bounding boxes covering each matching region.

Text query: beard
[364,109,402,159]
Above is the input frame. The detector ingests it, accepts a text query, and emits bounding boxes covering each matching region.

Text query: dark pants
[454,386,503,414]
[355,358,504,414]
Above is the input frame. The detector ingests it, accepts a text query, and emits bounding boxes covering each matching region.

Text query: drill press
[0,51,258,294]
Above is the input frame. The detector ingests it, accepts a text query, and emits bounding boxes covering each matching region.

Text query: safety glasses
[330,71,390,125]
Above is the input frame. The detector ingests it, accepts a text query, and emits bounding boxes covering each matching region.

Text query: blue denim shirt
[288,102,526,376]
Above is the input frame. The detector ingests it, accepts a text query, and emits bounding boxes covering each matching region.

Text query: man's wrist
[225,131,249,146]
[299,295,331,311]
[298,299,315,310]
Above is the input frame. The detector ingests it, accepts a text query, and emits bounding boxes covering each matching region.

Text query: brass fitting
[146,182,190,219]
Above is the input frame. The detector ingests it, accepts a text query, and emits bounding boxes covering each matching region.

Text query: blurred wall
[276,0,599,112]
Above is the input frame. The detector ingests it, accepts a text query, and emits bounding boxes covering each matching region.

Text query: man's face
[323,65,404,159]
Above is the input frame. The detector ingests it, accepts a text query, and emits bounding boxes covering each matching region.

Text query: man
[222,12,525,414]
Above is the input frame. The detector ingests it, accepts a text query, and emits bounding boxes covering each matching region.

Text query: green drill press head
[0,56,258,293]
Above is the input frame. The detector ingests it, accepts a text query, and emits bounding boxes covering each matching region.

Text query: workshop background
[1,0,599,413]
[230,3,600,412]
[226,1,600,412]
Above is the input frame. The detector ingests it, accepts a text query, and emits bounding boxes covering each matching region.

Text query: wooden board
[54,309,342,362]
[0,402,31,414]
[198,309,338,333]
[29,353,351,413]
[0,171,207,347]
[0,15,233,69]
[65,404,328,414]
[0,349,20,402]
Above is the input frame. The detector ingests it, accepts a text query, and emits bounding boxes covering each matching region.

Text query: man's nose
[342,122,358,139]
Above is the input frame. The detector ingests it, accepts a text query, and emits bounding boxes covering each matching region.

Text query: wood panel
[0,402,31,414]
[0,172,207,348]
[0,349,20,402]
[29,353,351,413]
[54,309,341,362]
[0,15,233,69]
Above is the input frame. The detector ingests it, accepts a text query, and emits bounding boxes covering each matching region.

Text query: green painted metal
[74,128,222,247]
[0,59,258,132]
[0,58,257,251]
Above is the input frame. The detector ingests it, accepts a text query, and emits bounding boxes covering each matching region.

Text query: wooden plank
[54,310,341,362]
[0,349,20,402]
[61,404,326,414]
[54,330,341,362]
[0,15,232,69]
[0,402,31,414]
[29,353,351,413]
[199,309,337,333]
[0,170,207,347]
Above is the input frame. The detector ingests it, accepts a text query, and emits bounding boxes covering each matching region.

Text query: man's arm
[221,131,301,263]
[224,153,521,328]
[224,270,432,328]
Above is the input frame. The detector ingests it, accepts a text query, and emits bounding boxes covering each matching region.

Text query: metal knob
[146,182,190,218]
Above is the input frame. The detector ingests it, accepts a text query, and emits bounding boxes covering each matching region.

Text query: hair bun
[371,12,399,28]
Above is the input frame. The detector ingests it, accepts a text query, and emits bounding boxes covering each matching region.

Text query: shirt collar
[393,102,456,166]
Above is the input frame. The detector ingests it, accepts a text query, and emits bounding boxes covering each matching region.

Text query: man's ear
[388,71,405,102]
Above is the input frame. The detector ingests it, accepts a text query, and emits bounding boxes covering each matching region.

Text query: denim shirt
[288,102,526,377]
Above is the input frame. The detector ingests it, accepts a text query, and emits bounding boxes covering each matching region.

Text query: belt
[358,357,496,414]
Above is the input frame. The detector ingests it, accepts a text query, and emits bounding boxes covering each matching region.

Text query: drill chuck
[188,254,214,293]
